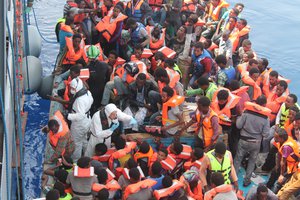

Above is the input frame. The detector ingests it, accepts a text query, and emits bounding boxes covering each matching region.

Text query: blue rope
[32,7,58,44]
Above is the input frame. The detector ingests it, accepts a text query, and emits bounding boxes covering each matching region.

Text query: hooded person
[67,77,94,162]
[85,103,137,157]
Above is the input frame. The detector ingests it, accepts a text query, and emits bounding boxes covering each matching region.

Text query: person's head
[70,64,81,79]
[257,58,268,73]
[215,55,227,69]
[248,59,258,70]
[211,0,220,7]
[95,143,108,156]
[154,51,164,62]
[162,86,174,103]
[105,103,118,121]
[129,168,140,183]
[95,168,108,184]
[103,0,113,6]
[108,50,118,66]
[256,184,268,200]
[77,157,91,168]
[170,141,183,155]
[193,42,204,57]
[221,30,230,41]
[293,112,300,131]
[177,26,187,38]
[187,14,198,25]
[87,45,100,61]
[72,33,82,50]
[162,175,173,188]
[53,182,66,197]
[256,95,267,106]
[237,18,247,31]
[242,39,252,52]
[228,17,237,30]
[112,5,123,18]
[197,96,211,115]
[151,161,163,176]
[69,77,83,95]
[269,70,279,86]
[286,94,297,109]
[197,77,210,90]
[229,8,239,17]
[136,73,147,90]
[54,169,69,184]
[229,80,240,91]
[157,148,168,161]
[217,90,229,106]
[48,119,59,134]
[234,3,244,13]
[152,24,162,39]
[139,141,150,154]
[134,44,144,59]
[126,158,138,169]
[192,148,204,161]
[203,38,212,49]
[46,189,60,200]
[288,105,299,122]
[97,188,109,200]
[249,67,260,82]
[164,59,175,69]
[274,127,288,144]
[114,137,126,150]
[65,16,74,26]
[78,0,86,8]
[210,172,224,187]
[126,18,137,29]
[154,67,169,83]
[214,142,227,159]
[276,80,288,97]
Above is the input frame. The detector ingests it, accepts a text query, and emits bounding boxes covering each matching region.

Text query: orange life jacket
[146,26,166,53]
[153,180,184,200]
[195,109,219,147]
[92,179,121,192]
[162,95,185,125]
[134,145,154,166]
[123,179,157,200]
[181,0,197,13]
[122,166,145,179]
[208,0,229,21]
[158,46,177,59]
[110,57,126,81]
[108,142,137,170]
[95,12,128,42]
[92,148,116,162]
[266,91,289,122]
[211,88,241,126]
[73,166,94,178]
[62,37,84,65]
[184,156,205,171]
[131,48,153,61]
[204,184,235,200]
[106,168,116,181]
[284,119,294,137]
[231,86,249,96]
[179,176,203,200]
[83,43,106,63]
[244,101,272,117]
[148,0,164,11]
[115,60,149,84]
[166,67,180,89]
[241,72,262,101]
[161,154,177,171]
[168,144,192,161]
[273,136,300,174]
[49,111,69,148]
[60,23,74,34]
[229,26,250,52]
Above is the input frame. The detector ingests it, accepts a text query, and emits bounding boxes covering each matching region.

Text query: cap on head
[87,45,100,59]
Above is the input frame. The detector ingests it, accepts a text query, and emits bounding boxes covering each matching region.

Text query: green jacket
[186,82,218,101]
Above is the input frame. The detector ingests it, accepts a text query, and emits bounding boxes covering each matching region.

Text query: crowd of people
[40,0,300,199]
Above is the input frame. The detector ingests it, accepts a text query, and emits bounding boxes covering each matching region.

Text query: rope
[32,7,58,44]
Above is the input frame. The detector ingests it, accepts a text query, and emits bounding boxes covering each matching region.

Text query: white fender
[37,74,54,99]
[22,56,42,94]
[26,25,42,57]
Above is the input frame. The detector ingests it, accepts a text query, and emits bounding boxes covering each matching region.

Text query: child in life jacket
[133,141,154,176]
[118,158,139,190]
[92,143,116,168]
[151,148,177,174]
[53,181,72,200]
[148,161,165,190]
[184,147,205,171]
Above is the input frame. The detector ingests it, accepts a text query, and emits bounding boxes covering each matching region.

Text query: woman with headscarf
[85,103,137,157]
[67,77,94,162]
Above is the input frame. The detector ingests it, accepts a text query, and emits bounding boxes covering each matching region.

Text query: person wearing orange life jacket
[95,5,127,55]
[91,143,116,166]
[204,172,238,200]
[266,80,289,124]
[150,148,177,173]
[130,44,152,69]
[234,96,271,187]
[153,175,186,200]
[180,170,203,200]
[262,70,280,97]
[133,141,154,176]
[184,148,205,171]
[272,128,300,193]
[164,59,183,95]
[123,168,157,200]
[236,39,256,66]
[283,106,299,138]
[62,34,84,70]
[167,142,192,166]
[147,161,165,190]
[229,80,250,114]
[92,168,121,199]
[146,25,166,54]
[230,18,250,52]
[256,58,269,87]
[107,50,126,81]
[59,16,74,53]
[42,111,74,163]
[276,94,299,128]
[66,157,97,199]
[201,0,229,39]
[213,16,237,47]
[240,67,262,101]
[149,86,185,136]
